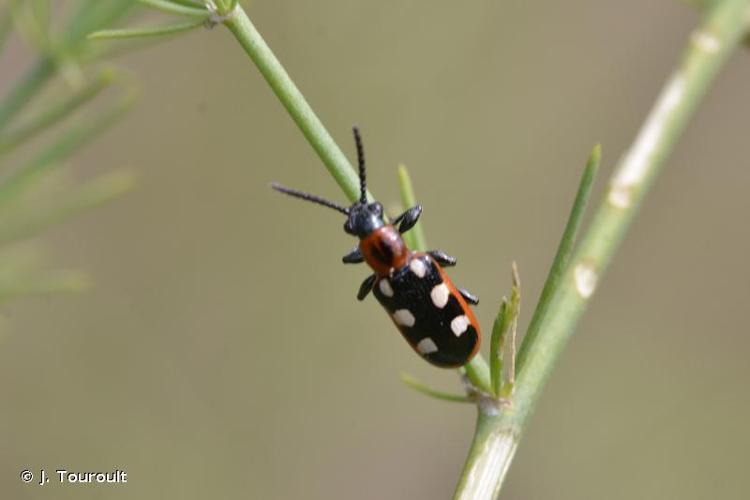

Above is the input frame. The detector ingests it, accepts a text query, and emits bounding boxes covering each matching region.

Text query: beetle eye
[372,202,383,215]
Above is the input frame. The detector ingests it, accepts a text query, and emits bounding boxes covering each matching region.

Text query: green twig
[490,265,521,398]
[400,373,472,403]
[515,144,600,374]
[61,0,136,47]
[0,169,135,246]
[0,268,90,302]
[223,7,368,204]
[0,245,91,303]
[489,300,507,398]
[168,0,205,8]
[454,2,750,498]
[0,69,116,156]
[501,264,520,398]
[136,0,208,18]
[0,58,55,133]
[396,165,427,251]
[462,356,492,395]
[0,1,135,133]
[0,92,134,207]
[0,6,14,55]
[88,19,206,40]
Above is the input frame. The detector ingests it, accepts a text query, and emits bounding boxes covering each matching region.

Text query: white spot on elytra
[574,263,598,299]
[416,337,438,355]
[613,74,686,194]
[379,279,394,297]
[409,258,427,278]
[393,309,415,327]
[692,31,720,53]
[430,283,450,308]
[451,315,470,337]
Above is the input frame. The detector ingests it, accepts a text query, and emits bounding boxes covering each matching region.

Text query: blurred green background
[1,1,749,499]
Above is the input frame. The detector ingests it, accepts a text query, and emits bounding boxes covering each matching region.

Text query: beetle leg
[357,274,376,301]
[458,287,479,305]
[393,205,422,234]
[428,250,457,267]
[342,245,364,264]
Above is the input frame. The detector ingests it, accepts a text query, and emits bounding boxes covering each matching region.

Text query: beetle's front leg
[392,205,422,234]
[428,250,457,267]
[357,274,376,301]
[342,246,364,264]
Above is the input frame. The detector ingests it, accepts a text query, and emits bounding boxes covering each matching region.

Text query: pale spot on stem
[691,31,721,53]
[608,183,633,209]
[574,263,598,299]
[611,74,686,194]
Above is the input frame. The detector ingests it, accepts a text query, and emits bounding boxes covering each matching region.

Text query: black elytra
[272,127,481,368]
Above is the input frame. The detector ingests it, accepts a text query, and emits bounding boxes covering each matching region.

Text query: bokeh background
[1,1,749,499]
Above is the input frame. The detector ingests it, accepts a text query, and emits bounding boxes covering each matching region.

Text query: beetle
[272,127,480,368]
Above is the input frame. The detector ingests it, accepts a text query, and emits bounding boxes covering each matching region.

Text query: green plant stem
[136,0,208,18]
[516,145,600,373]
[0,1,134,133]
[489,300,507,396]
[0,58,54,133]
[491,266,521,397]
[223,6,367,204]
[397,165,427,250]
[0,169,135,246]
[0,69,115,156]
[400,373,472,403]
[168,0,205,8]
[0,8,12,55]
[88,19,207,40]
[0,93,132,207]
[454,2,750,498]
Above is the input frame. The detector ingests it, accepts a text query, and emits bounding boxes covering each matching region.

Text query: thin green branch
[6,0,47,53]
[454,1,750,498]
[0,69,115,156]
[501,263,520,398]
[0,92,134,207]
[167,0,205,8]
[22,0,51,51]
[223,7,368,204]
[0,245,91,303]
[462,356,492,395]
[489,299,507,397]
[490,265,521,398]
[0,169,135,246]
[0,1,135,133]
[0,58,55,133]
[516,144,600,374]
[61,0,136,47]
[136,0,208,18]
[0,268,90,302]
[88,19,206,40]
[0,8,12,55]
[397,164,427,251]
[400,373,472,403]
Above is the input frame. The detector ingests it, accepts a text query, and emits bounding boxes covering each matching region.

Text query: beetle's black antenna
[271,182,350,215]
[352,126,366,204]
